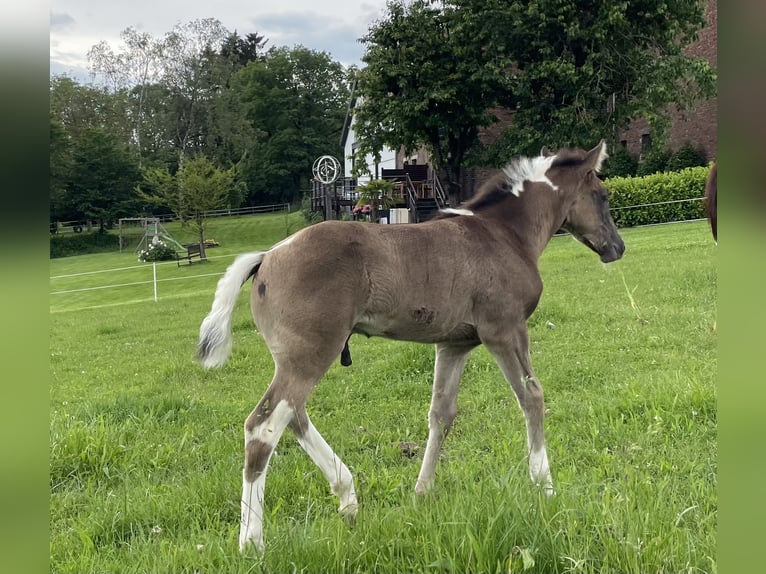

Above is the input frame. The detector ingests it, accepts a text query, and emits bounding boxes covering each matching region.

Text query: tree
[204,32,266,168]
[232,46,351,204]
[138,155,238,259]
[66,127,143,228]
[476,0,716,159]
[50,76,145,224]
[88,19,235,167]
[601,145,638,178]
[50,117,73,223]
[355,0,507,206]
[354,0,716,204]
[666,142,708,171]
[160,19,230,165]
[88,27,165,165]
[218,31,268,73]
[50,76,131,141]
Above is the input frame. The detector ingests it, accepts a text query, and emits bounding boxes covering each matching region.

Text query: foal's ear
[540,146,553,157]
[584,139,608,173]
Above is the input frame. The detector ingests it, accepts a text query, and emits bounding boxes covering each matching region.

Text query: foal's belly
[352,312,479,345]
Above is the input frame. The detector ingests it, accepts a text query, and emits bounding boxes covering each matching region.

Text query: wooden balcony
[310,166,448,222]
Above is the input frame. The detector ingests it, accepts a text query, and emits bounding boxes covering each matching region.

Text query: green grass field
[50,215,716,574]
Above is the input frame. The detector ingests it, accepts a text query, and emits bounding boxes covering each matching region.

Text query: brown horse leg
[288,409,358,519]
[239,323,352,552]
[415,343,474,494]
[239,380,297,552]
[483,327,554,495]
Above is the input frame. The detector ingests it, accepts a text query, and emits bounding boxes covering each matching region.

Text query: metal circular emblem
[312,155,341,184]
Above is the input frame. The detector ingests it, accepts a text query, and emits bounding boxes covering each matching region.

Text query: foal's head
[551,141,625,263]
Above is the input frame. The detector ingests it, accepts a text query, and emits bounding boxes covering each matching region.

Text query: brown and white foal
[198,141,625,551]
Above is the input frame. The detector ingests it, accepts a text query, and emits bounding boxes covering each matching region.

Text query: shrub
[636,147,672,176]
[605,165,710,227]
[355,179,397,222]
[352,203,373,221]
[138,239,177,262]
[603,145,638,178]
[300,194,323,226]
[666,142,708,172]
[50,230,119,258]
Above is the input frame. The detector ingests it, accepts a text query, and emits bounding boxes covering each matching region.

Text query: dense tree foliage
[49,118,73,221]
[355,0,505,205]
[50,21,351,225]
[65,128,143,227]
[234,46,351,204]
[49,77,143,225]
[354,0,716,203]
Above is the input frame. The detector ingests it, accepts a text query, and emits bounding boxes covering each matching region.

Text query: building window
[641,133,652,151]
[620,140,627,148]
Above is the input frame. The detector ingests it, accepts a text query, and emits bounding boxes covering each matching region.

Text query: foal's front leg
[415,343,473,494]
[484,328,554,495]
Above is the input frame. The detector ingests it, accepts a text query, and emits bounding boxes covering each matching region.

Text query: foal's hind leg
[239,381,296,552]
[239,324,352,551]
[289,410,358,519]
[483,327,554,495]
[415,343,474,494]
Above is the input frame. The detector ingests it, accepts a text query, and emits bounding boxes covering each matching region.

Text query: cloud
[50,12,75,31]
[359,1,387,26]
[249,11,368,66]
[50,60,93,85]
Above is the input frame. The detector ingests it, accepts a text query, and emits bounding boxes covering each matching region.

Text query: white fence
[50,254,235,313]
[51,203,290,234]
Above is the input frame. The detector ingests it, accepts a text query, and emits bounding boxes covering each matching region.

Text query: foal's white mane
[502,155,558,196]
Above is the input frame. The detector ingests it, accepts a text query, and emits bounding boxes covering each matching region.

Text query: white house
[316,81,443,223]
[339,89,397,186]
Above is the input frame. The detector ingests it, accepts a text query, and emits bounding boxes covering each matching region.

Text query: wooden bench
[176,243,203,266]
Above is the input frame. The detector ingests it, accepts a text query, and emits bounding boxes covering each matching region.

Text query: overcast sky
[50,0,389,82]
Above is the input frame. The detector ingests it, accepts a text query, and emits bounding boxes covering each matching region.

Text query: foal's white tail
[198,252,266,369]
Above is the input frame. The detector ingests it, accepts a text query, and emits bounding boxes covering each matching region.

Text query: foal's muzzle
[568,225,625,263]
[598,236,625,263]
[577,231,625,263]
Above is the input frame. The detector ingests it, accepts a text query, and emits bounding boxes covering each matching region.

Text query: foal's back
[249,218,541,348]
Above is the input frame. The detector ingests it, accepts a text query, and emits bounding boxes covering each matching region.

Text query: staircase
[415,198,440,222]
[382,170,450,223]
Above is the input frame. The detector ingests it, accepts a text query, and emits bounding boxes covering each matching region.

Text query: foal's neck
[493,185,567,262]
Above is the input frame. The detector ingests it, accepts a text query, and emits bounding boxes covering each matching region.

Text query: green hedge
[50,231,120,258]
[605,165,711,228]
